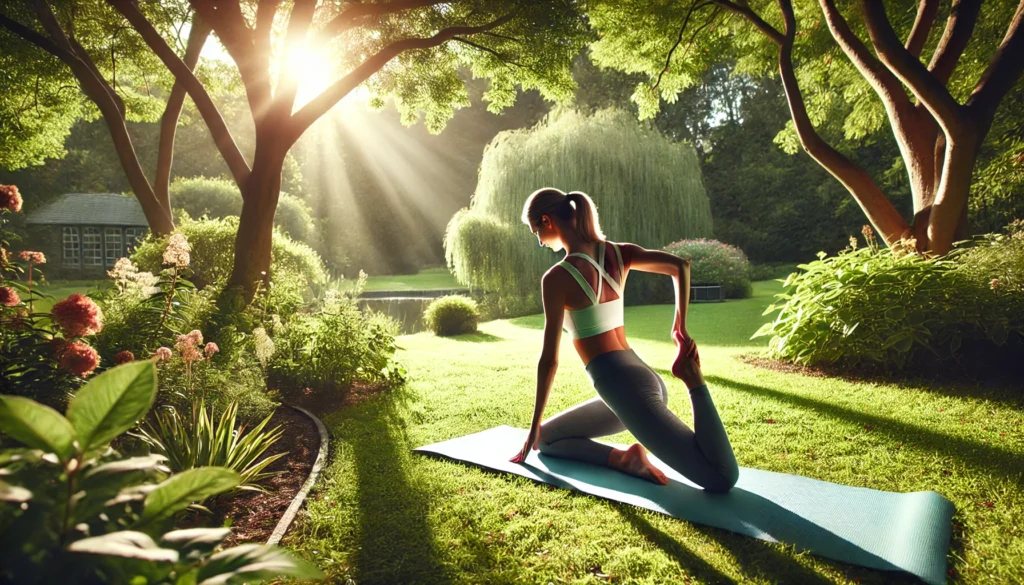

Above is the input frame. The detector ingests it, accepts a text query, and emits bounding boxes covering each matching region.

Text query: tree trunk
[228,139,285,298]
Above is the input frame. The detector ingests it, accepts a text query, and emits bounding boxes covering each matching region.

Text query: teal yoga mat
[414,425,955,585]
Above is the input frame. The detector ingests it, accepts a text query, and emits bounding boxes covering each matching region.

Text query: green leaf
[0,479,32,503]
[750,321,774,339]
[990,323,1009,345]
[196,543,325,585]
[884,306,906,320]
[84,454,170,480]
[68,531,179,562]
[881,332,908,350]
[139,468,240,525]
[894,335,914,353]
[0,395,77,461]
[161,527,232,554]
[950,335,962,353]
[66,361,157,451]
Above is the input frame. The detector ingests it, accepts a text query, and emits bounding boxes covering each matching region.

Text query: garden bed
[205,406,320,546]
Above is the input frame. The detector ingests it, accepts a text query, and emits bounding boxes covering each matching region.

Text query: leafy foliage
[0,361,323,585]
[131,216,327,312]
[424,295,480,336]
[662,239,752,298]
[134,399,284,494]
[754,227,1024,374]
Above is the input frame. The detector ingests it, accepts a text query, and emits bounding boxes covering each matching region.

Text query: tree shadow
[737,353,1024,408]
[340,384,467,584]
[704,374,1024,490]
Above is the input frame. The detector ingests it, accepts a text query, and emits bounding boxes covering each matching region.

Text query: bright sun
[285,45,334,106]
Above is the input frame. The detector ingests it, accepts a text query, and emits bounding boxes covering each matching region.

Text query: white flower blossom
[162,233,191,268]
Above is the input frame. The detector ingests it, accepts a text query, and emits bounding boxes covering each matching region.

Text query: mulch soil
[186,380,392,546]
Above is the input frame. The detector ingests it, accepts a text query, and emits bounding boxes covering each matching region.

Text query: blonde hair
[521,188,605,243]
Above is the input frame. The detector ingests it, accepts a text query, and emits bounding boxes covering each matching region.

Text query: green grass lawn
[29,280,106,313]
[349,267,463,292]
[285,280,1023,584]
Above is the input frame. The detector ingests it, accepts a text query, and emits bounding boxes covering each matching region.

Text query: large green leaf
[84,454,169,480]
[67,531,179,562]
[196,543,325,585]
[161,528,231,556]
[139,467,240,525]
[66,361,157,451]
[0,395,77,461]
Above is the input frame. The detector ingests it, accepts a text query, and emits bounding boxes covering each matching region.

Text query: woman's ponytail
[567,191,605,243]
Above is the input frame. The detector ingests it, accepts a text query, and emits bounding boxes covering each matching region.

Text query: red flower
[0,184,22,212]
[17,250,46,265]
[51,293,104,337]
[0,286,20,307]
[58,340,100,378]
[114,350,135,365]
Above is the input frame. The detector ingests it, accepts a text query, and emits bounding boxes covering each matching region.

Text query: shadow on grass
[337,384,471,584]
[704,374,1024,490]
[449,331,504,342]
[738,353,1024,408]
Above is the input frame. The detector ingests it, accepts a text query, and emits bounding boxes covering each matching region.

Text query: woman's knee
[703,466,739,493]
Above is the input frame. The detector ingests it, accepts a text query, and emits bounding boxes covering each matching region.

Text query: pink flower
[0,286,20,307]
[991,278,999,290]
[114,350,135,365]
[0,184,22,213]
[187,329,203,345]
[17,250,46,265]
[51,293,104,337]
[174,333,202,363]
[204,342,219,358]
[58,340,100,378]
[162,233,191,269]
[861,225,874,238]
[154,347,172,362]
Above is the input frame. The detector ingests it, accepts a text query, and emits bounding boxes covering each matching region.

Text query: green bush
[424,295,480,336]
[134,399,284,494]
[663,238,753,298]
[749,262,801,282]
[0,361,323,585]
[754,226,1024,375]
[266,285,407,393]
[170,176,320,248]
[131,216,328,312]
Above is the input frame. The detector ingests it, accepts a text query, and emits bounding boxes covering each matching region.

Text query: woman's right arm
[619,243,691,336]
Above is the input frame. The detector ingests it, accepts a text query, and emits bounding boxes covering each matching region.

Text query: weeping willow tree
[446,108,713,318]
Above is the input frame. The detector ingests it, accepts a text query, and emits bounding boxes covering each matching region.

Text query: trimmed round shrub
[754,226,1024,376]
[170,176,320,248]
[424,295,480,336]
[131,216,328,310]
[663,238,752,298]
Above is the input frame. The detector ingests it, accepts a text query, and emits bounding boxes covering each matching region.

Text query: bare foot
[608,443,669,485]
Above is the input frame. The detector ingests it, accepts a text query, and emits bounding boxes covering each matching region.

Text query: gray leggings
[538,349,739,493]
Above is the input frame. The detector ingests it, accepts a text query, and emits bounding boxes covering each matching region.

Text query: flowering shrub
[663,238,753,298]
[754,224,1024,375]
[1,186,105,406]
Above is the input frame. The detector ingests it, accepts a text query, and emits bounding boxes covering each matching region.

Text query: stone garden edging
[266,404,330,546]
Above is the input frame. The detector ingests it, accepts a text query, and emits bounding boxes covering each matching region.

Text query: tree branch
[290,12,517,144]
[315,0,449,43]
[859,0,964,137]
[771,0,910,244]
[712,0,785,45]
[819,0,911,111]
[155,15,211,213]
[109,0,251,188]
[653,1,712,92]
[927,0,981,84]
[273,0,316,118]
[905,0,939,57]
[453,37,523,68]
[0,12,75,62]
[189,0,272,119]
[965,0,1024,131]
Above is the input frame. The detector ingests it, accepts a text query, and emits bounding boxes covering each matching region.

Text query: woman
[510,188,739,493]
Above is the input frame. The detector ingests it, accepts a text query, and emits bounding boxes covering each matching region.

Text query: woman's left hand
[510,424,541,463]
